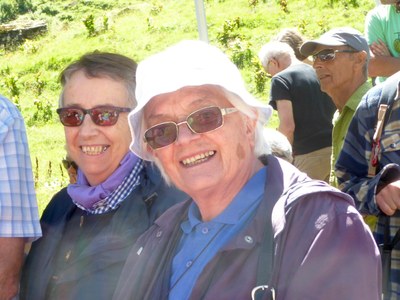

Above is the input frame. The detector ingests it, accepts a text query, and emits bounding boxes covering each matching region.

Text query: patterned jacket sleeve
[335,85,383,215]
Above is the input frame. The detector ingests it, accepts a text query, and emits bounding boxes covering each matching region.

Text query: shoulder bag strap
[252,193,278,300]
[368,104,388,178]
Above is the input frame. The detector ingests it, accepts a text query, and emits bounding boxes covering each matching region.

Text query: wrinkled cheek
[236,143,245,160]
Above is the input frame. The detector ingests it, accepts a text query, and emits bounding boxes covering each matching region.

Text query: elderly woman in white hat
[113,40,381,300]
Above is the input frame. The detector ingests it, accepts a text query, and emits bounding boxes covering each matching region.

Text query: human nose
[175,121,199,144]
[313,57,324,69]
[79,114,98,136]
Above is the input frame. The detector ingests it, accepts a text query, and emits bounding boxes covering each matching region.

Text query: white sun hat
[129,39,272,161]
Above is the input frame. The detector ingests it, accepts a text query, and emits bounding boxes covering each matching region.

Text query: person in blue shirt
[0,94,41,300]
[113,40,381,300]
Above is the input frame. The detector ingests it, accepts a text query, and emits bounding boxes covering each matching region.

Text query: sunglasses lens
[314,50,335,62]
[145,122,177,149]
[321,52,335,62]
[144,107,225,149]
[58,108,84,126]
[188,107,223,133]
[91,107,119,126]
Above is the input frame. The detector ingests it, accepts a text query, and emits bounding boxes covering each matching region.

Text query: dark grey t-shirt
[269,63,335,155]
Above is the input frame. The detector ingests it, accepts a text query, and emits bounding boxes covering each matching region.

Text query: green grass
[0,0,375,214]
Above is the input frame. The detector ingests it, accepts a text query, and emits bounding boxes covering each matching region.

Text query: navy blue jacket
[20,162,188,300]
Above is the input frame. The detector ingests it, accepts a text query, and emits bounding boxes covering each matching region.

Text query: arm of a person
[364,7,400,77]
[0,238,25,300]
[368,55,400,78]
[376,179,400,215]
[279,194,381,300]
[370,39,391,57]
[275,100,295,145]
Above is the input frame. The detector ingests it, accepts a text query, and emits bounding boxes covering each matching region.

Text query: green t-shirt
[329,81,372,187]
[365,4,400,84]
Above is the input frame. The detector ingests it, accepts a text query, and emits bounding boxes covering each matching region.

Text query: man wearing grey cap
[113,40,380,300]
[301,27,372,187]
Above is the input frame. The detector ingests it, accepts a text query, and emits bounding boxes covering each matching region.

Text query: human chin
[176,172,221,195]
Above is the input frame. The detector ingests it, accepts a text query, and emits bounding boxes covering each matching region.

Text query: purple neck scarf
[67,152,139,210]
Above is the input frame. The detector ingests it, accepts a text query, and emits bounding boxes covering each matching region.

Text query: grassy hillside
[0,0,375,213]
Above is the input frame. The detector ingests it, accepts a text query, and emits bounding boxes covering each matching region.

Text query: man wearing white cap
[113,40,380,300]
[301,27,372,187]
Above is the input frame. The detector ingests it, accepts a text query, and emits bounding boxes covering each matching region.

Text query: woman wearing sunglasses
[113,40,381,300]
[20,52,187,299]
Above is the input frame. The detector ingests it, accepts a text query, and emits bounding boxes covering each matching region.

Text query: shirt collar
[345,81,372,111]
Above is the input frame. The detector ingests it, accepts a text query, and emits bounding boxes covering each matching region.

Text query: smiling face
[142,85,258,197]
[62,70,132,186]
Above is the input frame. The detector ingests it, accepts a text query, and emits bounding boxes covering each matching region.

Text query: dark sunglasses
[144,106,238,150]
[62,159,78,170]
[56,106,131,127]
[312,49,359,62]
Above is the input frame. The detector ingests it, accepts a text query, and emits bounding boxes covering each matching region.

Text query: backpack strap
[252,156,286,300]
[252,189,278,300]
[368,80,400,178]
[368,104,388,178]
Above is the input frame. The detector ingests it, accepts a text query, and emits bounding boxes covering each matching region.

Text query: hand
[370,40,391,57]
[376,180,400,215]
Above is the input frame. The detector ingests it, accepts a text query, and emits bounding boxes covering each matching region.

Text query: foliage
[82,13,110,37]
[330,0,360,7]
[230,40,253,69]
[278,0,289,13]
[0,0,34,23]
[217,17,242,47]
[83,14,96,36]
[0,67,21,109]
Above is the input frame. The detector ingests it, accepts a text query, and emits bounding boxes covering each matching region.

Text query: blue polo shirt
[169,167,267,300]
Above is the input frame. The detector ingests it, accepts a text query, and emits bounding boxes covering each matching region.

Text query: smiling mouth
[81,145,108,156]
[181,151,215,166]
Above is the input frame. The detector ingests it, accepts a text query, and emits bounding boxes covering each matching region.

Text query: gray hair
[58,51,138,108]
[261,128,293,163]
[258,41,296,68]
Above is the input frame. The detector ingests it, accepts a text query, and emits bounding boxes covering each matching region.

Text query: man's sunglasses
[312,49,359,62]
[144,106,238,150]
[56,106,131,127]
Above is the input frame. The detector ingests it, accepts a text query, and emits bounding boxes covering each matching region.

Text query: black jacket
[20,162,188,300]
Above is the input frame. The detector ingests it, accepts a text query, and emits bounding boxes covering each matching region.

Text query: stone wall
[0,20,47,48]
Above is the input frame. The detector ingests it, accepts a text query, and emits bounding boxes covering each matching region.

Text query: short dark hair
[59,51,137,107]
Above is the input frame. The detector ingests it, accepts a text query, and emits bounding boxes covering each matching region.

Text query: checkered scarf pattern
[75,159,144,214]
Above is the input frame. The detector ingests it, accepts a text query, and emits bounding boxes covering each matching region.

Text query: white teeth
[182,151,215,166]
[81,146,107,155]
